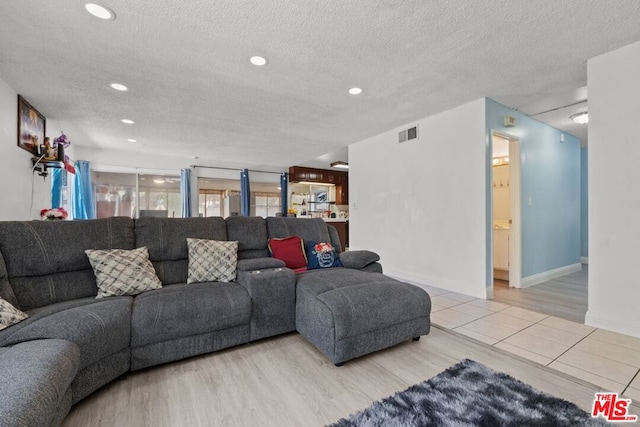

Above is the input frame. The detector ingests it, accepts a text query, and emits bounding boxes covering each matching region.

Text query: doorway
[491,131,521,289]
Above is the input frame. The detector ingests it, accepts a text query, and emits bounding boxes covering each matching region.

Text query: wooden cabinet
[330,221,349,251]
[335,180,348,205]
[493,229,509,271]
[289,166,345,184]
[289,166,309,182]
[289,166,349,204]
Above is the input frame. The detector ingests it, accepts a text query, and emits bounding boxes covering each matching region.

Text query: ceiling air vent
[399,125,419,143]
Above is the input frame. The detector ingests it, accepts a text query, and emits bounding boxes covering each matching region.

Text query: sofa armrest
[338,250,380,270]
[236,267,296,340]
[237,257,286,271]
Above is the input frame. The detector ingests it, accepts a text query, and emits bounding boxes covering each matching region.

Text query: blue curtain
[73,160,96,219]
[180,168,192,218]
[240,169,251,216]
[280,172,288,216]
[51,168,64,208]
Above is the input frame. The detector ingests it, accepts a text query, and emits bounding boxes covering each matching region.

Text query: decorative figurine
[43,137,57,160]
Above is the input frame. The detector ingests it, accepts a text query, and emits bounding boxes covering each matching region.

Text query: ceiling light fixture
[121,119,134,124]
[570,112,589,124]
[250,56,268,66]
[330,161,349,169]
[153,179,165,184]
[110,83,128,91]
[348,87,362,95]
[127,139,137,142]
[85,3,116,20]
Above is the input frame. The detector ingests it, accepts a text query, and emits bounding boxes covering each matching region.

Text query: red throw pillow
[268,236,308,272]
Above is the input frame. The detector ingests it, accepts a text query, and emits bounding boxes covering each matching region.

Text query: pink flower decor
[314,242,334,253]
[40,207,68,220]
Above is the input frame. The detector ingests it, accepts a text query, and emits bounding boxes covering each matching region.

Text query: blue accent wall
[581,147,588,258]
[486,98,581,278]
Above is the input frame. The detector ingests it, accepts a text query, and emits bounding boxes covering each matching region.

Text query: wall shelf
[32,158,64,177]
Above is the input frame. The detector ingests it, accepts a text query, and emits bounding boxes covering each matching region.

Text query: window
[92,172,137,218]
[91,172,181,218]
[253,192,280,218]
[198,178,241,218]
[199,190,222,217]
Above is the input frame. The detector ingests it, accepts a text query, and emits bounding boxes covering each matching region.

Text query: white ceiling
[1,1,639,171]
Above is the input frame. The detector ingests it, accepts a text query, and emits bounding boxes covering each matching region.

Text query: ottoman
[295,269,431,365]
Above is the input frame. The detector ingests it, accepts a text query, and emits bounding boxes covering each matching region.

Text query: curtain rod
[190,165,285,175]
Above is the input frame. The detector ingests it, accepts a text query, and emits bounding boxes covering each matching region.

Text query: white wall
[586,40,640,338]
[349,99,488,298]
[0,77,51,220]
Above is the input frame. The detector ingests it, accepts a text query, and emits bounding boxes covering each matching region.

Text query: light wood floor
[62,325,633,427]
[493,266,588,323]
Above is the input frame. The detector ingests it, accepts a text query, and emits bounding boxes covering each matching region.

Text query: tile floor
[421,284,640,401]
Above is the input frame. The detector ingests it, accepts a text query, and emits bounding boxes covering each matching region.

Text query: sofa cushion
[187,239,238,283]
[0,297,28,331]
[266,217,332,244]
[0,339,80,427]
[86,247,162,298]
[0,297,133,370]
[225,216,269,259]
[0,217,136,310]
[268,236,308,272]
[130,281,252,347]
[237,257,286,271]
[306,241,343,270]
[135,217,228,285]
[296,268,431,339]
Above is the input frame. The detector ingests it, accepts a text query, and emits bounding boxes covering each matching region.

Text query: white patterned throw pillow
[0,297,28,331]
[85,247,162,298]
[187,239,238,284]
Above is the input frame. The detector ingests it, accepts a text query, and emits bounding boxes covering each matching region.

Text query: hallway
[493,266,588,323]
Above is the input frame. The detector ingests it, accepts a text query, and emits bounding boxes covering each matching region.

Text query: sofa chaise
[0,216,431,427]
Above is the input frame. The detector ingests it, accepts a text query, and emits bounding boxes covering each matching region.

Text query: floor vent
[399,125,419,143]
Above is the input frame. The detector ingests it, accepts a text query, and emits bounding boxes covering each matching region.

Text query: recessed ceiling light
[127,139,137,142]
[348,87,363,95]
[85,3,115,20]
[250,56,268,66]
[110,83,128,91]
[570,112,589,124]
[121,119,134,124]
[153,179,165,184]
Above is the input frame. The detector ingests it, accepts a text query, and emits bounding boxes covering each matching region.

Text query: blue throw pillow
[306,241,343,269]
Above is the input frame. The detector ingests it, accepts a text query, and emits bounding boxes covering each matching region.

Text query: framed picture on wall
[17,95,46,155]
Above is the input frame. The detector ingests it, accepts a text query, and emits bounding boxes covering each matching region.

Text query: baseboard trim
[493,269,509,281]
[581,257,589,264]
[385,270,487,299]
[519,263,582,289]
[585,311,640,339]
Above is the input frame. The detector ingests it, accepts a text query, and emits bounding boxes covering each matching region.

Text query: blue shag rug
[329,359,607,426]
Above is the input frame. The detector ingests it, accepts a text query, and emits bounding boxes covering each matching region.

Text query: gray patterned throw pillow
[0,297,28,331]
[85,247,162,298]
[187,239,238,284]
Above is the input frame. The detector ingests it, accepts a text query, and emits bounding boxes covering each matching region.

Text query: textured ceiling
[1,1,639,171]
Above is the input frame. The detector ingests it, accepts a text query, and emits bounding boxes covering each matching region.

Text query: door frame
[491,131,522,289]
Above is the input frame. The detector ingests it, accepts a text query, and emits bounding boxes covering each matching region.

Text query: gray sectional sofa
[0,216,431,427]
